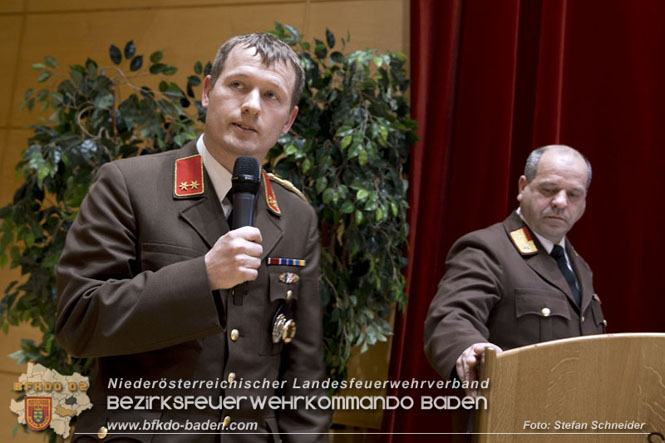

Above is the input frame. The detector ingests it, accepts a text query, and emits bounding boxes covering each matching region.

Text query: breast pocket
[515,288,572,343]
[259,267,301,356]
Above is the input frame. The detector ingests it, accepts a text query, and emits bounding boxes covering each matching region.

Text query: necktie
[550,244,580,307]
[224,190,233,228]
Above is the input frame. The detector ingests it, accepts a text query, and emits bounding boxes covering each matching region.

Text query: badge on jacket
[509,226,538,255]
[174,154,205,198]
[267,257,306,267]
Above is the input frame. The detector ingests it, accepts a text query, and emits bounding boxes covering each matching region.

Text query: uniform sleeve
[423,236,503,380]
[55,162,223,358]
[276,203,331,441]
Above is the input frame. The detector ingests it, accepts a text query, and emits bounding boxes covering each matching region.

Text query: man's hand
[455,342,503,397]
[205,226,263,290]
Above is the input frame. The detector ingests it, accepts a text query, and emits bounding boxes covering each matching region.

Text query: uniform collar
[196,136,232,209]
[516,207,567,255]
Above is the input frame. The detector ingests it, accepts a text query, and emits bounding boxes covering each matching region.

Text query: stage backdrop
[385,0,665,439]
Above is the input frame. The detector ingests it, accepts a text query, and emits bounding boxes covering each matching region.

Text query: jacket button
[602,319,608,327]
[286,289,293,301]
[230,329,239,341]
[541,307,551,317]
[581,315,585,322]
[227,372,236,382]
[98,426,108,439]
[223,416,231,427]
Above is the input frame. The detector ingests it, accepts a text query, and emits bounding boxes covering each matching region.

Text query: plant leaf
[37,71,51,83]
[326,29,335,49]
[44,56,57,68]
[124,40,136,59]
[150,50,163,64]
[129,55,143,72]
[109,44,122,64]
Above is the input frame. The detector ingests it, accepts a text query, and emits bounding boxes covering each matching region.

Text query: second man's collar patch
[509,226,538,255]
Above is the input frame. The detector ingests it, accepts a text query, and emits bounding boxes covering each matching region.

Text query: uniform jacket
[424,211,606,380]
[55,141,330,442]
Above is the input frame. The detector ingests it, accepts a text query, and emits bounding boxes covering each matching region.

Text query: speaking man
[424,145,606,395]
[56,33,330,442]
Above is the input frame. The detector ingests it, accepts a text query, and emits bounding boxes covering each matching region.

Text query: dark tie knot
[550,244,565,259]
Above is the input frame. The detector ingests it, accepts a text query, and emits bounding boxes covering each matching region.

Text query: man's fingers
[456,342,501,397]
[232,226,263,243]
[239,267,259,281]
[240,255,262,270]
[455,358,465,381]
[243,242,263,259]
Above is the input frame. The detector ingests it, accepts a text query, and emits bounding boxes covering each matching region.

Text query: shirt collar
[196,135,232,204]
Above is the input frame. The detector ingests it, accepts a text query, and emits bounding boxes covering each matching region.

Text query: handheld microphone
[230,157,260,307]
[231,157,260,229]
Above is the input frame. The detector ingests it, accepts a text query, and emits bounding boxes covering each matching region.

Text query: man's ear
[281,106,299,134]
[517,175,527,202]
[201,75,212,108]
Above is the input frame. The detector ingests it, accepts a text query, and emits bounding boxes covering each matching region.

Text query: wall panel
[0,17,23,127]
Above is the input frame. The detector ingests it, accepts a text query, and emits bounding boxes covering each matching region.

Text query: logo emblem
[25,397,52,431]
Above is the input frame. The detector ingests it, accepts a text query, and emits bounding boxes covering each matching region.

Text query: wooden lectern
[474,333,665,443]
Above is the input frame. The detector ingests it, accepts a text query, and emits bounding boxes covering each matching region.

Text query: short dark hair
[524,145,592,190]
[209,33,305,109]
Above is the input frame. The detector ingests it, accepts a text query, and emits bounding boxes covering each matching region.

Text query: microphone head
[232,156,261,195]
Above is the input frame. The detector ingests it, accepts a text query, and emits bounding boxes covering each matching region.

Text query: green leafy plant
[0,25,416,420]
[1,40,202,381]
[267,24,416,379]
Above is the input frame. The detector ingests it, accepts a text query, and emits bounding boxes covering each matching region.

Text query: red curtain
[384,0,665,439]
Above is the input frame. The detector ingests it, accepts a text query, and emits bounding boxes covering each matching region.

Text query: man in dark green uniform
[56,33,330,442]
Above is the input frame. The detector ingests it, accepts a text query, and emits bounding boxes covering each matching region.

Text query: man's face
[517,148,589,244]
[202,46,298,171]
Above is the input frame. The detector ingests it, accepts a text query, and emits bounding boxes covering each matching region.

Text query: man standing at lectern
[424,145,607,394]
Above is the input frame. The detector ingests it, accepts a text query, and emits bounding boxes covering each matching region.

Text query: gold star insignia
[189,180,199,190]
[179,182,189,191]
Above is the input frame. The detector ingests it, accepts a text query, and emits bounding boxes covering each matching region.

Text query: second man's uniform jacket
[55,141,330,442]
[424,211,607,380]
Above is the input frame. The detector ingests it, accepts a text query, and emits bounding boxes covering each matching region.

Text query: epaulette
[509,226,538,255]
[266,172,309,203]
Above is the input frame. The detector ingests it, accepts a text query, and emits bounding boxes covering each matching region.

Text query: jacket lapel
[504,211,579,308]
[567,240,592,311]
[173,142,228,249]
[526,249,579,307]
[172,142,283,255]
[254,174,283,260]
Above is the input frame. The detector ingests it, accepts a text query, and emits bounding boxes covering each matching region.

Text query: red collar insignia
[262,170,281,215]
[174,154,205,198]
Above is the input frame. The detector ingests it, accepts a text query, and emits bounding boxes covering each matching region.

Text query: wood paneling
[0,17,23,127]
